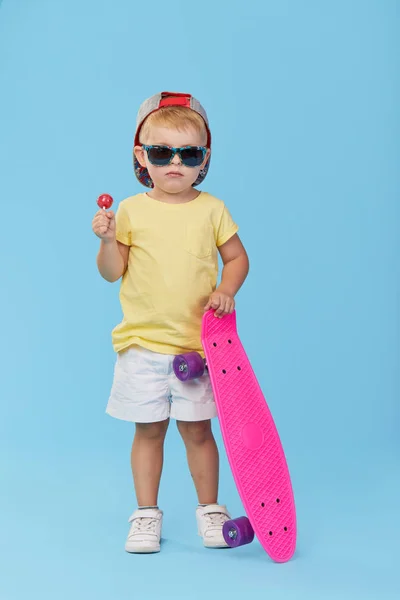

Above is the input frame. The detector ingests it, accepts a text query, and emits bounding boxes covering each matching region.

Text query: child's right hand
[92,209,116,242]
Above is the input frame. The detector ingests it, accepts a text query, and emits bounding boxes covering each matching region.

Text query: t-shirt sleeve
[115,202,132,246]
[216,204,239,247]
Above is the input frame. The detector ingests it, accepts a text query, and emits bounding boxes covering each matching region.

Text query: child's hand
[92,209,116,242]
[204,291,235,318]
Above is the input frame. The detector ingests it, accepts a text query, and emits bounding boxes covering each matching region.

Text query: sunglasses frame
[142,144,208,168]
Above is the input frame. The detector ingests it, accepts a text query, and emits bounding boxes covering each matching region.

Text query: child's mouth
[166,172,184,178]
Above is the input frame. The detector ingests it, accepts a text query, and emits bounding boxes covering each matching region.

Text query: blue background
[0,0,399,598]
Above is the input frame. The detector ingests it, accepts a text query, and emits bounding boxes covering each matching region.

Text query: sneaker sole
[203,541,230,549]
[125,544,160,554]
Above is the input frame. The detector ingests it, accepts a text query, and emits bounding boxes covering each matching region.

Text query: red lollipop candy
[97,194,114,210]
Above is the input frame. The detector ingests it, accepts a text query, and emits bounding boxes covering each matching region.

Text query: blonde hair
[139,106,208,145]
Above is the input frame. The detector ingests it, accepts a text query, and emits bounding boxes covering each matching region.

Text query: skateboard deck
[201,310,296,562]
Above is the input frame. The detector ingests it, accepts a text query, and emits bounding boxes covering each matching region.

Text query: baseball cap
[133,91,212,189]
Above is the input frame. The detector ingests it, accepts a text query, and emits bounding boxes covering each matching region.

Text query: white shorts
[106,345,217,423]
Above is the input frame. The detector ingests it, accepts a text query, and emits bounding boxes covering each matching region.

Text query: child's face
[134,125,210,194]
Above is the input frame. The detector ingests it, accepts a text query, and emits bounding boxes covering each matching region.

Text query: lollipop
[97,194,114,210]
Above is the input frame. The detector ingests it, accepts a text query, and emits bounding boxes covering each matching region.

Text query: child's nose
[171,151,182,165]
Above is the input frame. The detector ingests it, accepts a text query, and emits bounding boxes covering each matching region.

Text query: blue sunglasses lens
[179,147,205,167]
[146,146,173,166]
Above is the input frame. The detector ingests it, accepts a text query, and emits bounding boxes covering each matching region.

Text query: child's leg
[171,377,229,547]
[131,419,169,506]
[177,420,219,504]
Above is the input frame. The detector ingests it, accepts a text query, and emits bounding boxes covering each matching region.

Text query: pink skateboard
[173,310,296,562]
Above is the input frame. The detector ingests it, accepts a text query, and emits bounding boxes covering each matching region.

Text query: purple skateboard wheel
[173,352,205,381]
[223,517,255,548]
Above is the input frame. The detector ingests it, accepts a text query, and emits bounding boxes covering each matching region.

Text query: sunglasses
[142,144,207,168]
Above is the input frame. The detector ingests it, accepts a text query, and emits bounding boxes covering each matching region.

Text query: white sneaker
[125,508,163,553]
[196,504,231,548]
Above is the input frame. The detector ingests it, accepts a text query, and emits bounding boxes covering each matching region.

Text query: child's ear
[134,146,147,167]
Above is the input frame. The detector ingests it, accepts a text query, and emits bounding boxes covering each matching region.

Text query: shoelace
[129,517,158,536]
[204,512,229,530]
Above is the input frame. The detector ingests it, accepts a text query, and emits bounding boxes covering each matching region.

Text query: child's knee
[135,420,169,441]
[177,420,212,445]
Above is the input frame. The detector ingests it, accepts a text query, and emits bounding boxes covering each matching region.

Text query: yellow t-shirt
[112,192,239,356]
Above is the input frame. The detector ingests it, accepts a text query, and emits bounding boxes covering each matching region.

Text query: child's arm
[97,240,129,282]
[93,209,129,282]
[205,234,249,317]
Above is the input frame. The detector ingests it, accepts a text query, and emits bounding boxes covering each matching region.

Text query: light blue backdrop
[0,0,398,598]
